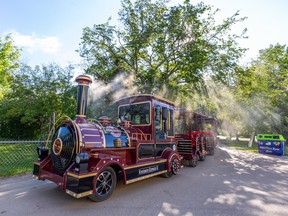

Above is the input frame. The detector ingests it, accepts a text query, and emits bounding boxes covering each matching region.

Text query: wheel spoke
[105,184,112,190]
[96,183,104,192]
[104,173,111,181]
[106,178,112,183]
[100,186,106,194]
[98,175,104,183]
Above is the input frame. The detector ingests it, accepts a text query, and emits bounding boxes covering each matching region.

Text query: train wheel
[199,143,206,161]
[188,159,197,167]
[162,158,180,178]
[89,166,116,202]
[199,154,206,161]
[171,158,180,175]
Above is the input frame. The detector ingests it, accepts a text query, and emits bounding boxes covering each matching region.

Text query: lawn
[0,142,39,177]
[220,138,288,156]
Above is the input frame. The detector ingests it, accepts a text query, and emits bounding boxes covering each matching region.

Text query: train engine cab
[33,75,181,202]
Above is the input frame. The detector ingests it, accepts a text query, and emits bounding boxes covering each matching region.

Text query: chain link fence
[0,140,47,177]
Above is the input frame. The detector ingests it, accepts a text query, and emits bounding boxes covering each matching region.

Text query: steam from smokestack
[88,73,137,103]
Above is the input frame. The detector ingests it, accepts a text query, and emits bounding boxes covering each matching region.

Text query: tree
[78,0,247,98]
[231,44,288,137]
[0,64,76,139]
[0,34,20,99]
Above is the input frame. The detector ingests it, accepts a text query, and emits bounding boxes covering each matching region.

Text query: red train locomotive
[33,75,182,202]
[174,108,217,167]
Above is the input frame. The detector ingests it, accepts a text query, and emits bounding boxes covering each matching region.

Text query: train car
[198,131,217,156]
[33,75,182,202]
[174,108,217,167]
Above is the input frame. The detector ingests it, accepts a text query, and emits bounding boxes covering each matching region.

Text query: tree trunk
[248,131,255,147]
[235,131,239,141]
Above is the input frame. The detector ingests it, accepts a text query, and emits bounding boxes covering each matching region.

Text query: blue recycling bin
[257,134,286,156]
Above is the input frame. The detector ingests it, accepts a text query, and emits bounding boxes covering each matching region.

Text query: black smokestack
[75,75,92,118]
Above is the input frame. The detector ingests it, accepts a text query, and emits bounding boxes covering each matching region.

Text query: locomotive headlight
[75,155,81,164]
[75,153,89,164]
[172,144,177,151]
[75,153,89,173]
[37,146,49,161]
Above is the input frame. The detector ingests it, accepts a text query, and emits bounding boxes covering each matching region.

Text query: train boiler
[33,75,182,202]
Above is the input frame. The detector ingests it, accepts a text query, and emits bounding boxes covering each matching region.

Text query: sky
[1,0,288,68]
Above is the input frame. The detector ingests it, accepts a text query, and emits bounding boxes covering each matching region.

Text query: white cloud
[11,31,62,54]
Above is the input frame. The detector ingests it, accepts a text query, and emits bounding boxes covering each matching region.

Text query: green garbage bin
[257,134,286,156]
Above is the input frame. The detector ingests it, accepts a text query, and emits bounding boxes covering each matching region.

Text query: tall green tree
[0,64,76,139]
[78,0,247,98]
[232,44,288,137]
[0,35,20,99]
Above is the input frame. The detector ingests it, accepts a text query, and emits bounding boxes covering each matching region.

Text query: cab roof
[114,94,175,107]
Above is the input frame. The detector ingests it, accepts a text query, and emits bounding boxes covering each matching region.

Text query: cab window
[154,106,174,139]
[119,102,150,125]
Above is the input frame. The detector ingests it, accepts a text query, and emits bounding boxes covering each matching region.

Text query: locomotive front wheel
[89,166,116,202]
[188,159,197,167]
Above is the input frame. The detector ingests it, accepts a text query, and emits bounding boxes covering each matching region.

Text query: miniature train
[33,75,217,202]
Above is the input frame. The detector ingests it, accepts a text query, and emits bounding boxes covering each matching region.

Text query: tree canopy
[1,0,287,140]
[0,35,20,99]
[78,0,247,98]
[0,64,76,139]
[233,44,288,136]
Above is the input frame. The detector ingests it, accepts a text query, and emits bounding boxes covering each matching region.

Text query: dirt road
[1,144,287,216]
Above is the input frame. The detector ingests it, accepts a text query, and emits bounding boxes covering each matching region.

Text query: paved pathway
[1,144,287,216]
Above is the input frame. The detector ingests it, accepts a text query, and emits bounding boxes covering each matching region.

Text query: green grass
[220,139,288,155]
[0,142,39,177]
